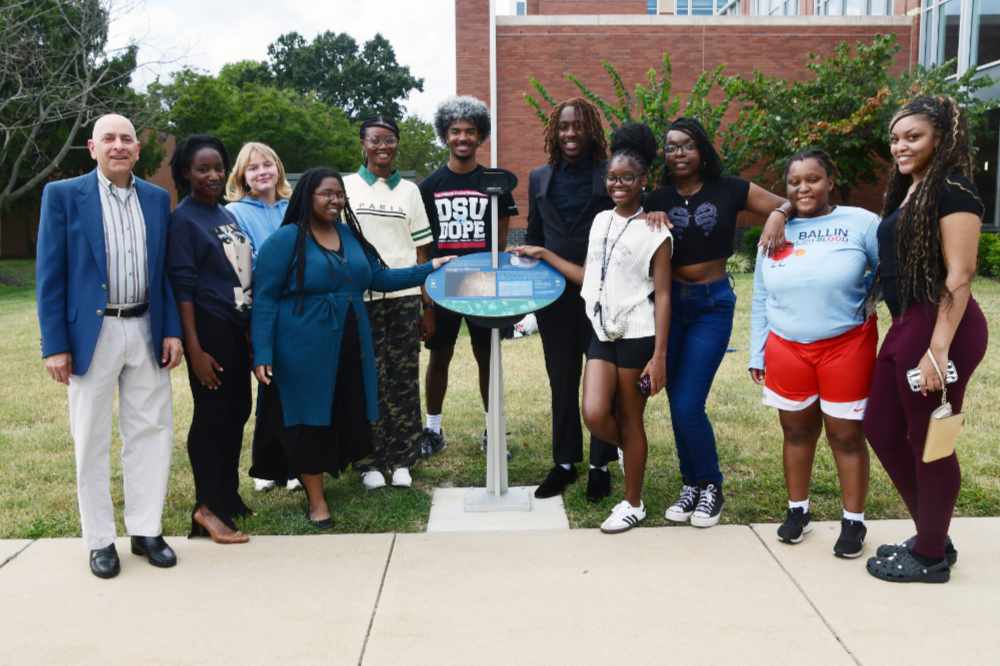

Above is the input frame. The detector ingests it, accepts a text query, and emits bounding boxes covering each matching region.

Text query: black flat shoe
[586,468,611,502]
[90,544,120,579]
[130,536,177,568]
[306,509,333,530]
[866,549,950,584]
[875,535,958,567]
[534,465,578,499]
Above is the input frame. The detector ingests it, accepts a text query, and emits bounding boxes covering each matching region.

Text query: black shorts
[586,334,656,370]
[424,306,492,350]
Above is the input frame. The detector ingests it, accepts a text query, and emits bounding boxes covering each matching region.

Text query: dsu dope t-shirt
[419,164,518,256]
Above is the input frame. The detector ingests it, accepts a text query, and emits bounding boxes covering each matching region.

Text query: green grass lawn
[3,259,999,539]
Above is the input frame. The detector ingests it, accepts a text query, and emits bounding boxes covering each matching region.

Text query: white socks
[843,509,865,523]
[426,414,442,434]
[559,463,572,471]
[589,464,608,472]
[789,499,810,512]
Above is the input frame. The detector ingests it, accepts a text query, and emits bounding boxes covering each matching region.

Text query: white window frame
[752,0,799,15]
[815,0,893,14]
[662,0,742,14]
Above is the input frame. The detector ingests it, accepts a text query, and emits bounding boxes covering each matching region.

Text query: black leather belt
[104,304,149,318]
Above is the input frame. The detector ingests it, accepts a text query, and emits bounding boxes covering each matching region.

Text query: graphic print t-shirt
[419,165,518,256]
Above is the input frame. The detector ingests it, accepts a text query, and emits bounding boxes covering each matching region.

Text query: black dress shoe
[90,544,120,579]
[130,536,177,568]
[534,465,578,499]
[586,467,611,502]
[305,509,333,530]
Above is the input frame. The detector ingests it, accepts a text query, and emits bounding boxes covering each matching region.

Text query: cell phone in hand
[637,374,652,397]
[906,361,958,392]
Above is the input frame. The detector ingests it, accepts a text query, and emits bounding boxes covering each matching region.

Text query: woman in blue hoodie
[224,142,296,493]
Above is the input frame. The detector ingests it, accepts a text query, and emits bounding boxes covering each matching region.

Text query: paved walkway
[2,517,998,665]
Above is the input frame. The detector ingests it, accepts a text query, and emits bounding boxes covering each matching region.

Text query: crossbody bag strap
[925,349,948,404]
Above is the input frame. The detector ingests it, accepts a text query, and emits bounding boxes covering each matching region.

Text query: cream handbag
[922,351,964,464]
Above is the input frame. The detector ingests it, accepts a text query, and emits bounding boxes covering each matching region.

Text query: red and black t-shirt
[419,164,518,256]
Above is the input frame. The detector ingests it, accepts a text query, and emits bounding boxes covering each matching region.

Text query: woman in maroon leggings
[864,95,988,584]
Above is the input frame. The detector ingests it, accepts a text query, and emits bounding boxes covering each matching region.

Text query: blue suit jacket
[36,170,182,376]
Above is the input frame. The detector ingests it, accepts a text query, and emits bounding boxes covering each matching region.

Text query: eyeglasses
[665,142,697,155]
[605,174,638,186]
[313,190,346,201]
[365,136,398,147]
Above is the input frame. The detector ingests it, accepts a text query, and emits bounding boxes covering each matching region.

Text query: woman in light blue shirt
[749,149,879,558]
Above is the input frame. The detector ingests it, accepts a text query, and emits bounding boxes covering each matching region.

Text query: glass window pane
[938,0,961,71]
[648,0,658,13]
[870,0,888,14]
[974,110,999,227]
[692,0,714,14]
[975,0,1000,66]
[845,0,865,14]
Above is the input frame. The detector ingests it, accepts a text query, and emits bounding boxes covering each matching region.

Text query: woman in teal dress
[251,167,453,528]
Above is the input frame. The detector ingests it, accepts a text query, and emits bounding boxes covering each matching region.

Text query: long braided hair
[883,95,979,311]
[280,167,386,312]
[542,97,608,165]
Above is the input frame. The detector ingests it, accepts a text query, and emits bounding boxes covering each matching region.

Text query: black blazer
[525,160,611,267]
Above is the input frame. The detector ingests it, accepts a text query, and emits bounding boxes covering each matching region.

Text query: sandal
[866,549,950,584]
[875,536,958,567]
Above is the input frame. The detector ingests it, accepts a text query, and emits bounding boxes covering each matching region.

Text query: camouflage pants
[355,295,423,472]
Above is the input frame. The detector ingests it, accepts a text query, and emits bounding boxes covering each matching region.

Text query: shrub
[979,232,1000,278]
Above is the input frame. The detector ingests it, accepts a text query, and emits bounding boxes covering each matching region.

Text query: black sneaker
[875,535,958,567]
[777,507,812,544]
[833,519,867,558]
[664,484,700,522]
[534,465,578,498]
[585,467,611,502]
[481,429,512,460]
[690,483,724,528]
[416,428,447,457]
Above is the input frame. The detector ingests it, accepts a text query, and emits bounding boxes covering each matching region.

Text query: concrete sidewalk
[2,518,998,666]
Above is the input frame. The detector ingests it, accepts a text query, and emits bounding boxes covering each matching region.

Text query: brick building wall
[455,4,916,226]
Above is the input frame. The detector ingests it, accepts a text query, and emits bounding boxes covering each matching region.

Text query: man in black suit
[522,98,621,501]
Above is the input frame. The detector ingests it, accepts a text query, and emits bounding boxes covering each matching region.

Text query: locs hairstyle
[543,97,608,165]
[882,95,981,311]
[663,117,723,184]
[170,134,229,196]
[783,148,838,181]
[280,167,387,313]
[609,122,658,175]
[433,96,491,144]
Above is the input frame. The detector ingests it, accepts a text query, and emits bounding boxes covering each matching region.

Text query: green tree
[266,31,424,120]
[395,116,448,178]
[148,69,358,174]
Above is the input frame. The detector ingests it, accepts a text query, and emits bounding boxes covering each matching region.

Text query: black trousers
[184,307,252,527]
[535,287,618,467]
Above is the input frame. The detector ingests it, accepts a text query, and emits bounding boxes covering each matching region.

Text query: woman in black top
[645,117,790,528]
[167,135,253,545]
[863,96,987,584]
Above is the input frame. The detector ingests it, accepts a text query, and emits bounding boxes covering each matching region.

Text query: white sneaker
[253,478,275,492]
[391,467,412,488]
[285,478,302,492]
[600,500,646,534]
[361,470,386,490]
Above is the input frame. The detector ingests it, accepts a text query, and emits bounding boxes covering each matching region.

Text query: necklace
[595,209,642,340]
[676,181,703,206]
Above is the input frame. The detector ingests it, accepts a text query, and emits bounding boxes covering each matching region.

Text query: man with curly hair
[416,96,518,457]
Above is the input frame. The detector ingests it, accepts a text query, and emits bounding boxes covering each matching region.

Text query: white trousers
[68,315,173,550]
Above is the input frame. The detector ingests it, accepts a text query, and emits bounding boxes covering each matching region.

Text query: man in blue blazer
[36,113,183,579]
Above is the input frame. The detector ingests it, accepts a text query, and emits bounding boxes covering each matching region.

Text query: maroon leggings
[863,299,988,560]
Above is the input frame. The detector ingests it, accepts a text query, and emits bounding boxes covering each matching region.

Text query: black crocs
[875,536,958,568]
[866,549,950,584]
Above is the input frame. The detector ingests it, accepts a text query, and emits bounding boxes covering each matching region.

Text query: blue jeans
[666,276,736,486]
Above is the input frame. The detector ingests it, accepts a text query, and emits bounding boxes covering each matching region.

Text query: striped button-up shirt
[96,169,148,306]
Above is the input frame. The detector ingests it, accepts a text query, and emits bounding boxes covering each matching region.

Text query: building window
[977,109,1000,229]
[972,0,1000,68]
[648,0,658,13]
[815,0,892,14]
[516,0,527,15]
[754,0,799,14]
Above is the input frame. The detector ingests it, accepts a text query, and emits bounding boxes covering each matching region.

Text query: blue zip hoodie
[225,196,289,266]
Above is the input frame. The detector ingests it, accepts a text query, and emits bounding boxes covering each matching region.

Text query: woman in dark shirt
[863,96,987,584]
[645,117,790,528]
[167,135,253,544]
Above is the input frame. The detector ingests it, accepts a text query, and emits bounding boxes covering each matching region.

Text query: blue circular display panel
[425,251,566,328]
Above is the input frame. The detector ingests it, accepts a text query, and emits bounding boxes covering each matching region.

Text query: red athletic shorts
[762,317,877,420]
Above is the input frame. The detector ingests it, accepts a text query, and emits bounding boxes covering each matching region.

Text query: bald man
[36,114,183,579]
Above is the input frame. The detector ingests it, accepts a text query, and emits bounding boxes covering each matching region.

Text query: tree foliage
[525,35,997,201]
[263,31,424,121]
[395,116,449,178]
[0,0,160,213]
[147,69,358,174]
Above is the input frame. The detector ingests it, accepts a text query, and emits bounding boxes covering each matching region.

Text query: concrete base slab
[464,485,532,512]
[364,527,854,666]
[0,539,33,567]
[427,486,568,532]
[0,535,391,666]
[753,517,1000,664]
